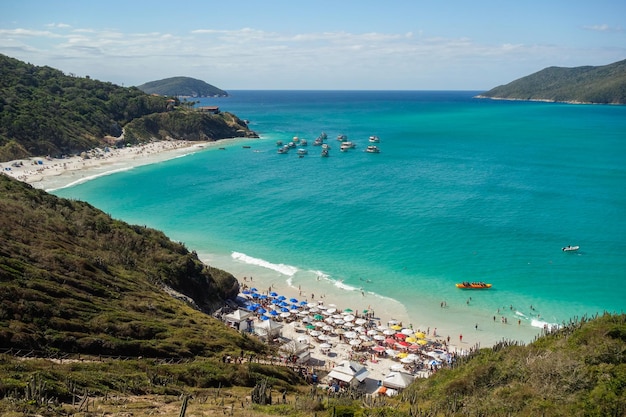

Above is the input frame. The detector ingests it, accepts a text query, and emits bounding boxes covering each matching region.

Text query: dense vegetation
[0,174,264,358]
[401,313,626,416]
[137,76,228,97]
[0,54,254,162]
[477,59,626,104]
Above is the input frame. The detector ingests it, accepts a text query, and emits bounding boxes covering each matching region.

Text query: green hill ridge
[0,55,254,162]
[137,76,228,97]
[477,59,626,104]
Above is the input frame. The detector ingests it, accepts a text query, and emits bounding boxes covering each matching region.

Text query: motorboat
[455,282,492,289]
[300,139,308,146]
[276,140,283,146]
[340,143,352,152]
[313,137,323,146]
[337,134,348,141]
[277,147,289,154]
[321,149,329,157]
[297,148,308,156]
[562,245,579,252]
[366,145,380,153]
[369,135,380,143]
[321,143,330,150]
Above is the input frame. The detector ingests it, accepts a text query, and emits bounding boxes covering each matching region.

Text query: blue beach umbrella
[272,299,281,305]
[257,308,267,314]
[300,301,308,306]
[260,315,270,321]
[270,291,278,297]
[251,293,259,299]
[277,295,286,301]
[290,298,299,303]
[246,304,258,311]
[260,294,268,299]
[279,301,289,307]
[269,310,279,316]
[290,304,299,310]
[250,288,258,292]
[280,307,290,312]
[242,290,251,294]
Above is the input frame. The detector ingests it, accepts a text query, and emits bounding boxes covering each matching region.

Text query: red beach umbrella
[395,333,407,339]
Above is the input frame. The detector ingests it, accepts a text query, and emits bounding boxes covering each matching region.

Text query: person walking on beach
[459,334,463,342]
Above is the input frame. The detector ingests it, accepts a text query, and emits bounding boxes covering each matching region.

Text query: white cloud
[583,24,623,32]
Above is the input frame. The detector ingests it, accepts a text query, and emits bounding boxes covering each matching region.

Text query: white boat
[340,143,351,152]
[366,145,380,153]
[277,147,288,154]
[321,143,330,150]
[297,148,308,155]
[300,139,308,146]
[369,136,380,143]
[337,134,348,142]
[562,245,579,252]
[321,149,329,157]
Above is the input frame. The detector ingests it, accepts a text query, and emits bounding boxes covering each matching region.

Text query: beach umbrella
[373,335,386,341]
[417,339,428,345]
[269,310,279,316]
[279,307,289,312]
[343,315,356,322]
[326,307,337,314]
[355,318,367,325]
[279,301,290,307]
[395,333,407,339]
[359,334,371,341]
[300,301,308,306]
[343,322,354,328]
[242,290,251,294]
[246,305,257,311]
[349,339,362,346]
[306,324,315,330]
[257,308,267,314]
[277,295,286,301]
[400,356,414,364]
[408,344,420,351]
[302,316,312,322]
[334,328,345,335]
[322,325,334,332]
[367,329,379,336]
[334,319,345,325]
[280,312,291,318]
[406,337,417,343]
[387,319,398,325]
[309,330,321,337]
[385,338,396,345]
[259,294,268,299]
[307,302,317,308]
[314,321,325,327]
[290,297,298,303]
[344,331,358,339]
[372,345,386,353]
[290,307,300,313]
[309,307,319,313]
[386,349,398,357]
[396,352,408,359]
[314,314,324,320]
[354,326,366,333]
[269,291,278,297]
[407,353,419,361]
[251,293,259,298]
[320,343,332,349]
[391,324,402,331]
[260,315,270,320]
[250,288,258,292]
[401,328,414,335]
[324,317,335,324]
[414,332,426,338]
[318,334,329,341]
[344,308,353,313]
[383,329,395,336]
[396,341,410,348]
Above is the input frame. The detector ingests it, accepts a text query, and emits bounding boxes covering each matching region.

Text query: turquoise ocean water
[53,91,626,346]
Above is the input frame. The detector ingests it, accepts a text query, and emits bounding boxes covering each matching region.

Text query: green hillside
[477,59,626,104]
[0,55,254,162]
[137,76,228,97]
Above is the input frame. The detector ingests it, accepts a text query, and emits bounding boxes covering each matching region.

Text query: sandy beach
[0,139,231,192]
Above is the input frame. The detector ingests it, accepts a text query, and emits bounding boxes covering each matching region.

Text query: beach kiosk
[326,360,369,387]
[223,309,253,332]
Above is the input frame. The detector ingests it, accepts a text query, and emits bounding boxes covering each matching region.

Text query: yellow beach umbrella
[406,337,417,343]
[416,339,428,345]
[391,324,402,331]
[396,352,408,359]
[414,332,426,339]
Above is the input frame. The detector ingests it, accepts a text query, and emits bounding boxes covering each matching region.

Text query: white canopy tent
[382,371,415,390]
[326,360,369,386]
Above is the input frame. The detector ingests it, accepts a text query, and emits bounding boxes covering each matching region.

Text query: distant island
[137,76,228,97]
[476,59,626,104]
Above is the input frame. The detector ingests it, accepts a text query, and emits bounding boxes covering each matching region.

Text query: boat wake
[231,252,299,276]
[47,166,135,192]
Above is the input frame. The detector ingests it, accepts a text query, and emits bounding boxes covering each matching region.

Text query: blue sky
[1,0,624,90]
